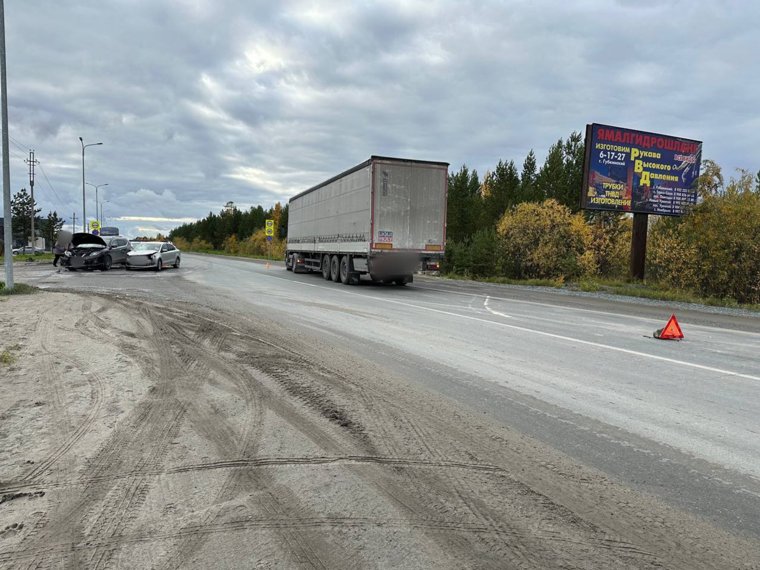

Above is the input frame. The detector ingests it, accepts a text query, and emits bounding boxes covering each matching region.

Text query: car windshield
[131,242,162,251]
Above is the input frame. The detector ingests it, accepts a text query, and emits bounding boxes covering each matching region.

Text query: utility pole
[25,149,39,249]
[1,0,13,289]
[72,212,77,234]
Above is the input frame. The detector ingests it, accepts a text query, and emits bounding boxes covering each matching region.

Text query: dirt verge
[1,291,759,568]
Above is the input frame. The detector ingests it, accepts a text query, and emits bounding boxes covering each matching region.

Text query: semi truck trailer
[285,156,448,285]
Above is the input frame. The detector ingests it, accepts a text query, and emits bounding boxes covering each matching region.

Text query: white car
[125,241,180,271]
[12,246,45,255]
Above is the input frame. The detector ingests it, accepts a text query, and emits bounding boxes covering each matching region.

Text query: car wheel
[156,259,163,272]
[103,255,112,271]
[174,256,180,268]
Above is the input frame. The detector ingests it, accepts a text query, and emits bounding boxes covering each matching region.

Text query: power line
[8,134,27,152]
[5,135,70,216]
[37,162,68,213]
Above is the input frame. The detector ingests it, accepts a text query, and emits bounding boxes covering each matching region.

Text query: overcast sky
[3,0,759,239]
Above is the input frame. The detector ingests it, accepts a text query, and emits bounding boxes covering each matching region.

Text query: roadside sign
[265,219,274,237]
[266,236,272,242]
[89,220,101,231]
[92,230,100,236]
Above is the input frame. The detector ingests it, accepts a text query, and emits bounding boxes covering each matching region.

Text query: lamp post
[86,182,107,227]
[79,137,102,232]
[1,0,14,289]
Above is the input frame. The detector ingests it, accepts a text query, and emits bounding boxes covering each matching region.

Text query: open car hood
[71,232,107,247]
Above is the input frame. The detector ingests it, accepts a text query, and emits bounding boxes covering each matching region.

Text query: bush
[190,238,213,251]
[171,237,191,251]
[496,199,594,280]
[647,181,760,303]
[586,213,631,278]
[443,240,472,276]
[469,228,500,278]
[647,218,700,291]
[223,234,240,255]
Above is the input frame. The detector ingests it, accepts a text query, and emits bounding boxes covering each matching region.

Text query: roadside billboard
[581,124,702,216]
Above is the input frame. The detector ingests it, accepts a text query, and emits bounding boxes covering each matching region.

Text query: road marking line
[190,256,760,382]
[484,296,513,319]
[377,295,760,382]
[416,282,760,337]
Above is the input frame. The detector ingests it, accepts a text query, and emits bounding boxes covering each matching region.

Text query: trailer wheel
[339,256,351,284]
[321,254,331,280]
[285,254,293,271]
[330,255,340,282]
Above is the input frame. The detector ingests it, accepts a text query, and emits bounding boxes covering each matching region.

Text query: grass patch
[444,273,564,288]
[0,344,20,365]
[0,253,54,263]
[0,282,38,296]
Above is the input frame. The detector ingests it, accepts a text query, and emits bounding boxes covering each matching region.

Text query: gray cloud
[3,0,759,239]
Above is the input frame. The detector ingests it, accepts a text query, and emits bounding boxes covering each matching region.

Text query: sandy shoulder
[2,290,760,569]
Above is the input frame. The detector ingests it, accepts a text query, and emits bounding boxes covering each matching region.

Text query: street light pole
[1,0,14,289]
[86,182,107,227]
[79,137,102,232]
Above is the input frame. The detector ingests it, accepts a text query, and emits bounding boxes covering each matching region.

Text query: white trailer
[286,156,448,285]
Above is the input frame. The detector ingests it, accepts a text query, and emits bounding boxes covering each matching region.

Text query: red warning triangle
[654,314,683,340]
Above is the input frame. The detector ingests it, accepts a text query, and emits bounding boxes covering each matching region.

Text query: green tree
[468,228,499,277]
[446,165,480,243]
[562,131,585,211]
[279,203,289,239]
[536,139,566,205]
[11,188,41,245]
[536,132,585,212]
[480,160,520,228]
[39,211,65,251]
[519,150,540,203]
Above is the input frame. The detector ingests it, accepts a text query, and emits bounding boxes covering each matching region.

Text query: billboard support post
[630,213,648,280]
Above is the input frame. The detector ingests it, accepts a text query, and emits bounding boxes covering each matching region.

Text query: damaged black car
[60,232,115,271]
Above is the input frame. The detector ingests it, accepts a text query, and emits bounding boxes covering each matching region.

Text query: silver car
[125,241,180,271]
[12,246,45,255]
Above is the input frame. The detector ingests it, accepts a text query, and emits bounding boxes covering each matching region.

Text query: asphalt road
[19,254,760,540]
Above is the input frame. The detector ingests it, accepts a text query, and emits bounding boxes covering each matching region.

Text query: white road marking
[484,296,513,319]
[189,256,760,382]
[416,282,760,338]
